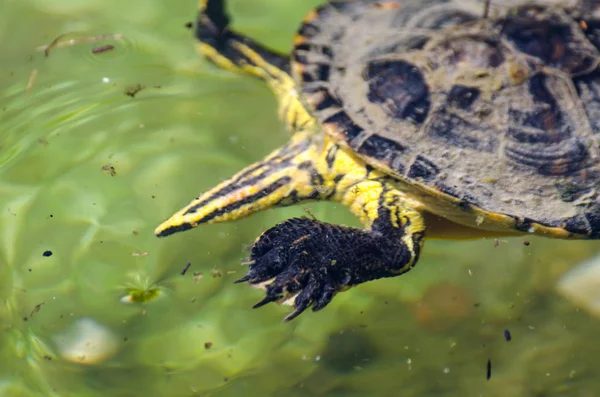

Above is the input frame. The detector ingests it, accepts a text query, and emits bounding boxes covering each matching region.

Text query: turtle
[156,0,600,322]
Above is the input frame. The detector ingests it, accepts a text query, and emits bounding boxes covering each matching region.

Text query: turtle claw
[283,282,315,322]
[252,294,280,309]
[234,274,251,284]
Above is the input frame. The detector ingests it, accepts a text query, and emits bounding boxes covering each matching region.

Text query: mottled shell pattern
[293,0,600,237]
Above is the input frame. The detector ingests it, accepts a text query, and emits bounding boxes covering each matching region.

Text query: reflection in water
[53,318,119,365]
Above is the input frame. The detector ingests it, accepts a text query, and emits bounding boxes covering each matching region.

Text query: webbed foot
[236,217,420,322]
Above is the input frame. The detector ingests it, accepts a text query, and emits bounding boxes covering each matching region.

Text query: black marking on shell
[575,69,600,135]
[411,9,478,30]
[300,72,317,83]
[315,64,331,82]
[427,111,498,152]
[358,135,407,174]
[500,6,597,75]
[438,35,505,69]
[390,0,468,29]
[407,155,440,181]
[294,52,310,65]
[582,18,600,50]
[448,85,481,110]
[435,183,462,199]
[515,74,567,139]
[586,211,600,238]
[457,199,473,211]
[298,63,332,84]
[514,217,535,232]
[505,74,591,175]
[367,35,430,58]
[435,182,481,208]
[323,111,364,142]
[358,135,406,157]
[297,43,333,59]
[313,89,342,111]
[294,43,311,52]
[365,60,430,125]
[504,138,589,176]
[298,22,321,39]
[326,1,350,13]
[562,214,589,236]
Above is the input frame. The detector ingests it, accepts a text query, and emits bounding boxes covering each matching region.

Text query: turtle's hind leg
[197,0,315,131]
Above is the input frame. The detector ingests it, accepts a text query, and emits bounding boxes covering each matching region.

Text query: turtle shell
[292,0,600,237]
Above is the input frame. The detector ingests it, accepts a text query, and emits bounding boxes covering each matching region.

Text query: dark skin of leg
[238,212,422,322]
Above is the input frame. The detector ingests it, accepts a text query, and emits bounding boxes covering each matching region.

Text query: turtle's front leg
[237,181,426,321]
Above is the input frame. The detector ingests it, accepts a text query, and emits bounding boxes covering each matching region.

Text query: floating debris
[304,207,317,220]
[493,239,507,248]
[92,44,115,54]
[44,33,67,57]
[523,241,531,246]
[181,262,191,276]
[124,84,144,98]
[504,329,512,341]
[43,250,53,257]
[292,234,311,246]
[193,272,204,284]
[24,302,45,321]
[24,69,38,99]
[204,341,213,350]
[184,21,193,29]
[37,33,123,56]
[101,164,117,176]
[486,359,492,380]
[211,269,222,278]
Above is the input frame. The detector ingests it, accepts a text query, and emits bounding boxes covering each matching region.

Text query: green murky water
[2,1,600,396]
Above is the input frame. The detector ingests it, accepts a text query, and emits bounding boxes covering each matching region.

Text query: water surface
[1,1,600,396]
